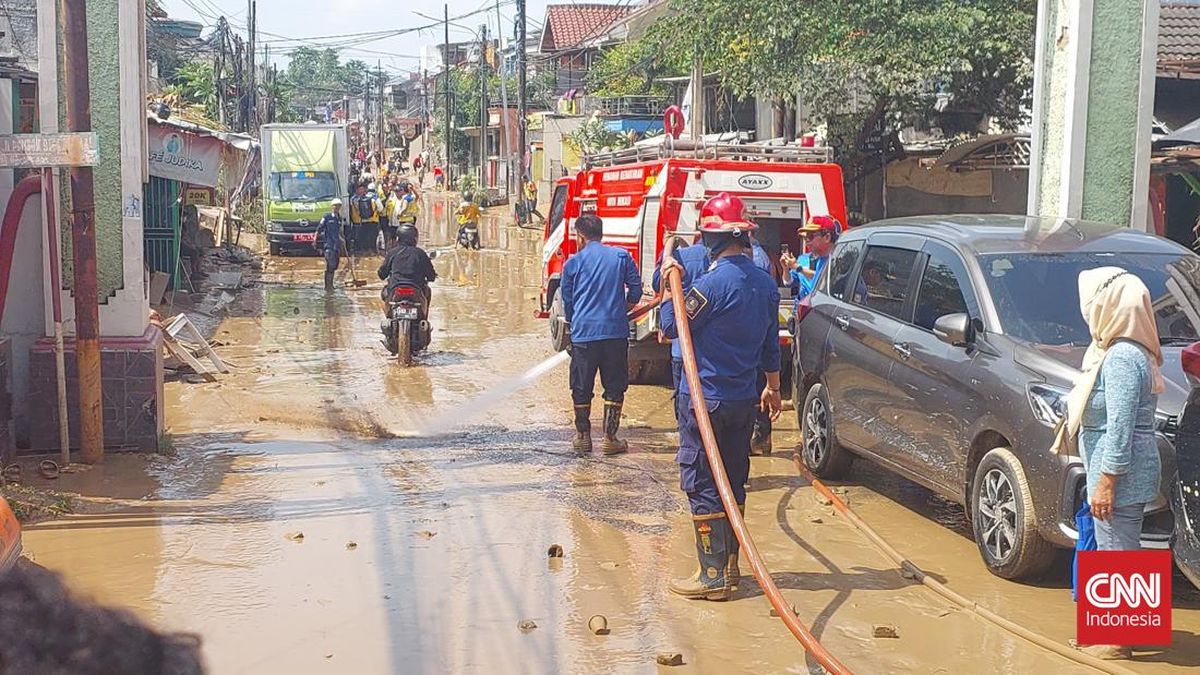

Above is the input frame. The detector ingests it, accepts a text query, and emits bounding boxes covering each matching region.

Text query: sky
[161,0,556,79]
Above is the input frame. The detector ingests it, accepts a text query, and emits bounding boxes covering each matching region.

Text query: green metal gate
[143,176,181,289]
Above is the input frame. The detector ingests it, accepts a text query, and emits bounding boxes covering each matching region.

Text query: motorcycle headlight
[267,221,281,232]
[1028,383,1069,428]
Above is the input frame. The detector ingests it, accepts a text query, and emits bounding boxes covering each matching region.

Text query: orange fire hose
[665,266,852,674]
[789,455,1136,675]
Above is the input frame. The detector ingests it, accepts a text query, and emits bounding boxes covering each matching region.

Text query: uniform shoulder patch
[684,287,708,320]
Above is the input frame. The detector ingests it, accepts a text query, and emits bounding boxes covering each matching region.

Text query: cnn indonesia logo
[1077,550,1172,646]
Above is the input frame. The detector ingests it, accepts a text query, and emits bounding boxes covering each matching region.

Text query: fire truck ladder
[584,138,833,168]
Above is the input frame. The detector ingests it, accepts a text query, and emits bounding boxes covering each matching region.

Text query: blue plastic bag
[1072,502,1097,601]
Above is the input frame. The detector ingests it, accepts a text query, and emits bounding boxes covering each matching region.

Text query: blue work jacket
[561,240,643,343]
[660,255,781,402]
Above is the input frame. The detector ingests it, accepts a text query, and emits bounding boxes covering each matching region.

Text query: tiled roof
[1160,2,1200,68]
[540,3,635,52]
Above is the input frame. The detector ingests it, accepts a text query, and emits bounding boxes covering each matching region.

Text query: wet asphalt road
[18,196,1200,673]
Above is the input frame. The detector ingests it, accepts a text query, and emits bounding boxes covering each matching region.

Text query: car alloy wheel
[804,396,829,468]
[978,467,1017,562]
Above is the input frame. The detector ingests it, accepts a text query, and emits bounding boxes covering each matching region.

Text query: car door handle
[835,315,849,331]
[892,341,911,359]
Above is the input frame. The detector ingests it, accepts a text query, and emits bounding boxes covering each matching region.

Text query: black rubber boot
[324,271,335,291]
[601,401,628,455]
[572,404,592,453]
[750,418,773,456]
[728,504,745,589]
[668,513,732,600]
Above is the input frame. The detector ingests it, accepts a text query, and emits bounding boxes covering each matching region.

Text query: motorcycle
[383,283,432,366]
[456,222,480,250]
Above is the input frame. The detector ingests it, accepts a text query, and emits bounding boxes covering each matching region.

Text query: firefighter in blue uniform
[561,213,644,455]
[652,238,710,407]
[316,198,345,291]
[659,192,782,601]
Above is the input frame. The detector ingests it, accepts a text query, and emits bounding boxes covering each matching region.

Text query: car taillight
[394,287,416,297]
[1184,342,1200,379]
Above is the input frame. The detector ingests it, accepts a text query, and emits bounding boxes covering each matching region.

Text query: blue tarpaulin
[602,119,664,134]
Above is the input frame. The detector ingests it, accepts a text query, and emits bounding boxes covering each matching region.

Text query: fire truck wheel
[549,289,570,352]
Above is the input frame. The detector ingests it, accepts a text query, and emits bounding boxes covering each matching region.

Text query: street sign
[0,132,99,168]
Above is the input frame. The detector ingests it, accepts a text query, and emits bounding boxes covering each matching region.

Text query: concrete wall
[537,115,583,196]
[39,0,148,339]
[855,161,1030,222]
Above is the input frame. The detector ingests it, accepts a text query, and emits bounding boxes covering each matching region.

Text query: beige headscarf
[1063,267,1166,442]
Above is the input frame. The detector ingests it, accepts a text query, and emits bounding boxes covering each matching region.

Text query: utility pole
[495,0,511,196]
[378,63,386,159]
[444,4,453,187]
[516,0,527,180]
[61,0,104,463]
[423,68,430,149]
[479,24,488,188]
[247,0,257,130]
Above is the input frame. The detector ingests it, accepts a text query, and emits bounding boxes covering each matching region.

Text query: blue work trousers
[676,395,756,514]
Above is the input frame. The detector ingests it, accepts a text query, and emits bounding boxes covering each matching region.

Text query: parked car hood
[1012,343,1189,414]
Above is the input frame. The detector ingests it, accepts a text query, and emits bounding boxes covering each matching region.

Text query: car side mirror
[934,313,972,347]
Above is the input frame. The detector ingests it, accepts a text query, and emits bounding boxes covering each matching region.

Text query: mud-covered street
[15,199,1200,673]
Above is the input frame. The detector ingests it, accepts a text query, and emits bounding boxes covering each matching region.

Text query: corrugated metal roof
[540,3,634,52]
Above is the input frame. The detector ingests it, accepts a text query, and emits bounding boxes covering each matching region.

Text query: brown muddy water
[19,196,1200,673]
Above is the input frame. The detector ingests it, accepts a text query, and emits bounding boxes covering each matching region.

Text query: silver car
[793,215,1196,580]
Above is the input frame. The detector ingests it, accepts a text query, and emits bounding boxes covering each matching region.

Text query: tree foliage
[586,38,686,98]
[640,0,1035,142]
[284,48,380,110]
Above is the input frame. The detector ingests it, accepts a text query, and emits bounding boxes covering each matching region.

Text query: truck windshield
[269,172,338,202]
[980,252,1200,346]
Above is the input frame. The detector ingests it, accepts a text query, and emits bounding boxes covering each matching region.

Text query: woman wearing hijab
[1065,267,1165,556]
[1062,267,1166,660]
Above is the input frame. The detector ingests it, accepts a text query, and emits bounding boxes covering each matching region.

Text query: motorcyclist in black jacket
[377,223,437,315]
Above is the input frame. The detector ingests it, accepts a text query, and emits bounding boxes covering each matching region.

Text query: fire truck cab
[537,139,848,382]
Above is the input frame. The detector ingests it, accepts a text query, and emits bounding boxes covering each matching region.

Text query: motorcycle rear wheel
[395,319,413,366]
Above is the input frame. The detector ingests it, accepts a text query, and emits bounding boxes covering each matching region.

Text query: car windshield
[981,252,1200,346]
[269,171,337,202]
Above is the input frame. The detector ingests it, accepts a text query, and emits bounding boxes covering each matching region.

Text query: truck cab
[538,140,848,382]
[261,124,350,255]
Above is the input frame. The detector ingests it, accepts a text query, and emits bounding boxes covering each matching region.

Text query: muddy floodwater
[20,197,1200,673]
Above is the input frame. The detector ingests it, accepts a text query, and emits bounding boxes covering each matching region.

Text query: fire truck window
[547,185,568,237]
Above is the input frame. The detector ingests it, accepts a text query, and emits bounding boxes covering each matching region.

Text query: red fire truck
[537,140,848,381]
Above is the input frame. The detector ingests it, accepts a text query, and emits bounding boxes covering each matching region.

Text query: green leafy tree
[639,0,1034,160]
[167,61,218,121]
[566,117,633,155]
[586,38,686,97]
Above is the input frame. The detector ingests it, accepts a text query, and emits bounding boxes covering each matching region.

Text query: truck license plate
[294,233,316,242]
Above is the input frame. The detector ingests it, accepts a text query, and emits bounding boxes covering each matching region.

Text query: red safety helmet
[699,193,758,235]
[799,214,842,238]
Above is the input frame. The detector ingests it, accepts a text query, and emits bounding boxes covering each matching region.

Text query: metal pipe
[665,266,851,673]
[62,0,104,463]
[42,169,70,465]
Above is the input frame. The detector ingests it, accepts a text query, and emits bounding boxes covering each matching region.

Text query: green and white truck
[261,123,349,255]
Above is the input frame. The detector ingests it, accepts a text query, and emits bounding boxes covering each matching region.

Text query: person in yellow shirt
[348,182,381,253]
[455,199,481,249]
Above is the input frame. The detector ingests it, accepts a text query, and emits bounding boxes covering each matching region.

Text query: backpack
[356,196,375,221]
